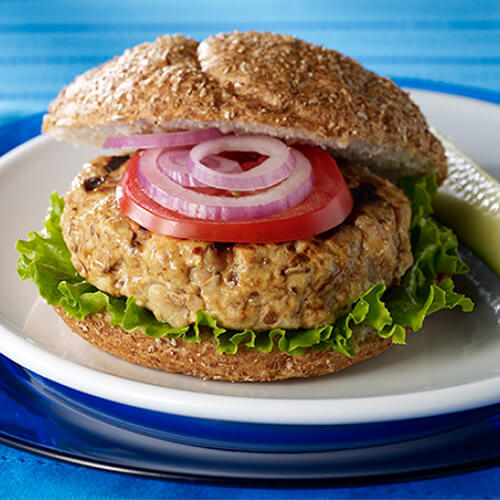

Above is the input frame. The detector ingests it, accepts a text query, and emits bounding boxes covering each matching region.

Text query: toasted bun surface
[54,306,393,382]
[43,31,446,183]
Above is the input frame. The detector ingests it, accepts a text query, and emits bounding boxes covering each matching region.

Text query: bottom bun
[54,306,393,382]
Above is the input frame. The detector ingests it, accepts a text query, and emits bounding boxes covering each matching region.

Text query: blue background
[1,0,500,497]
[2,0,500,126]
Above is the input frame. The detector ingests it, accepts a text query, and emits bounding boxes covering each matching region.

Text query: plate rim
[2,354,500,485]
[1,88,500,425]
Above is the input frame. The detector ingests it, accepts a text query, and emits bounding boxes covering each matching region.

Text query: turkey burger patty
[61,154,413,331]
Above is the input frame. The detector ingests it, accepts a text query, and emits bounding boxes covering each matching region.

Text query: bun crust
[43,31,446,183]
[54,306,393,382]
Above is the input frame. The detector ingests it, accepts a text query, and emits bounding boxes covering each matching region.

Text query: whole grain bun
[54,306,393,382]
[43,31,446,183]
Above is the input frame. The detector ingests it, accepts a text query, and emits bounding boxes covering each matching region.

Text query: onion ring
[137,148,313,221]
[187,135,295,191]
[157,150,241,187]
[103,128,224,150]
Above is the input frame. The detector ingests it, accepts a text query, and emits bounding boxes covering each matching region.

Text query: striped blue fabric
[1,0,500,125]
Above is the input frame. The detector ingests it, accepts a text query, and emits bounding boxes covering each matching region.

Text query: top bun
[43,31,446,183]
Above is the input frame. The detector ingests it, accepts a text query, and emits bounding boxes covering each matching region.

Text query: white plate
[0,89,499,425]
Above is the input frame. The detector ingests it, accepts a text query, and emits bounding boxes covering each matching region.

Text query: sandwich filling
[60,154,412,331]
[17,151,473,357]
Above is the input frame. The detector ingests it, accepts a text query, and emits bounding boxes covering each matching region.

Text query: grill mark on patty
[210,242,234,255]
[83,155,130,192]
[84,176,105,191]
[105,155,129,172]
[351,183,380,206]
[130,232,140,249]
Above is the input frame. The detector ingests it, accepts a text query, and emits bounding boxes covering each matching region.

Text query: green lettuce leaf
[390,176,474,335]
[16,177,473,356]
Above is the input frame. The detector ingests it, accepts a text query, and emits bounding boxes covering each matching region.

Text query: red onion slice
[157,150,242,187]
[187,135,295,191]
[103,128,224,150]
[137,148,313,221]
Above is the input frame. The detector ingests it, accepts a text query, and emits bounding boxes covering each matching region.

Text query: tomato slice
[117,146,353,243]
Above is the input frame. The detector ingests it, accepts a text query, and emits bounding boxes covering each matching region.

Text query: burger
[16,32,473,382]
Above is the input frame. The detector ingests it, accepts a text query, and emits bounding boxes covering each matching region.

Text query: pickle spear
[433,131,500,277]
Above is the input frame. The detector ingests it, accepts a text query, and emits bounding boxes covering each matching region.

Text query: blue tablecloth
[0,441,499,499]
[2,1,500,497]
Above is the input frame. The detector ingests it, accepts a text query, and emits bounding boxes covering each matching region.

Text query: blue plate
[1,84,500,482]
[0,353,500,482]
